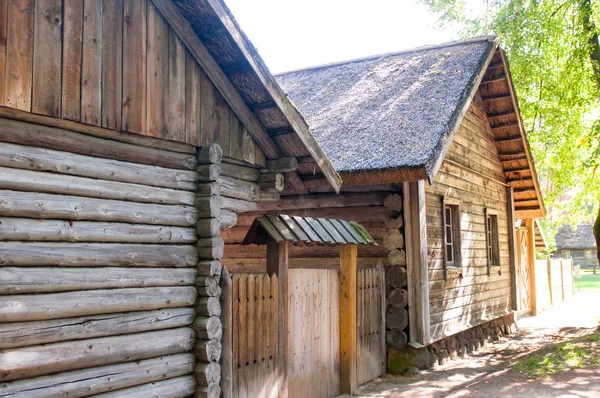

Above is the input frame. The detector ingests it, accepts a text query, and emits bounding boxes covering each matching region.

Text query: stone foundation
[388,313,518,374]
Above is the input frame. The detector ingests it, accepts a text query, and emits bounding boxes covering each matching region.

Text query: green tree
[420,0,600,266]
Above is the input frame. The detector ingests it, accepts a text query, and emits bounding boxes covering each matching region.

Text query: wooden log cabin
[277,36,546,369]
[0,0,545,396]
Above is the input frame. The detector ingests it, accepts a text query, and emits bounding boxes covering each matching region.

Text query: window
[562,250,571,259]
[485,210,500,268]
[441,198,461,271]
[585,250,593,259]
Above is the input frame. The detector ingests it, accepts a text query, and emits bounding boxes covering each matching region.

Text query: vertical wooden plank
[221,269,233,398]
[81,0,102,126]
[229,113,244,160]
[242,127,255,164]
[247,274,256,397]
[356,269,363,384]
[201,70,217,145]
[238,274,248,398]
[526,217,537,315]
[185,51,201,145]
[267,239,288,398]
[319,269,328,398]
[232,274,240,398]
[378,262,386,376]
[255,275,264,396]
[506,186,518,310]
[339,244,357,394]
[122,0,146,133]
[167,28,185,142]
[61,0,83,121]
[332,269,341,396]
[214,95,231,156]
[32,0,62,117]
[146,2,168,137]
[101,0,123,130]
[271,273,279,397]
[0,0,7,106]
[254,143,266,167]
[5,0,34,111]
[263,274,272,397]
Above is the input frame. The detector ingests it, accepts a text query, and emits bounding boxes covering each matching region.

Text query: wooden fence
[356,265,386,386]
[231,273,279,397]
[534,258,574,313]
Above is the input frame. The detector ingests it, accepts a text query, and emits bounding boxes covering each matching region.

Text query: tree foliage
[421,0,600,253]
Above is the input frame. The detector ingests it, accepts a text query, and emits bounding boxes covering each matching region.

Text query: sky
[224,0,463,74]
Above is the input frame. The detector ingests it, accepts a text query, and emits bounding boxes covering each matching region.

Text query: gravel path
[340,290,600,398]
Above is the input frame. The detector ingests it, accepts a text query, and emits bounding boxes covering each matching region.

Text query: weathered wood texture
[356,266,386,386]
[0,123,201,392]
[231,273,279,397]
[425,97,512,342]
[0,0,265,165]
[288,268,340,398]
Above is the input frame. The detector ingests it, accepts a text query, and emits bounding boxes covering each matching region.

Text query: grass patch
[514,332,600,378]
[575,273,600,292]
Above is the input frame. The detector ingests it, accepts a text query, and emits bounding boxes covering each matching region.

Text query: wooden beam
[504,166,531,173]
[506,187,518,311]
[514,198,539,204]
[150,0,281,159]
[495,135,522,143]
[526,218,537,315]
[500,155,528,162]
[515,209,544,219]
[491,121,519,130]
[339,244,357,395]
[403,181,430,345]
[266,126,295,137]
[487,61,504,69]
[480,74,507,84]
[266,238,288,398]
[482,93,511,102]
[487,110,516,119]
[507,176,533,183]
[202,0,342,193]
[513,187,536,193]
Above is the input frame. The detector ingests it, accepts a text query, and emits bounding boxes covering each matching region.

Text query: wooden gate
[231,273,279,397]
[517,229,532,311]
[288,268,340,398]
[356,265,386,386]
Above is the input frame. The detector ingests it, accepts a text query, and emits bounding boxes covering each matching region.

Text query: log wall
[425,95,512,342]
[0,121,212,397]
[0,0,264,166]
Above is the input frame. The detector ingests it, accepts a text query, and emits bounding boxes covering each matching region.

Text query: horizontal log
[386,266,407,288]
[221,196,257,213]
[197,164,221,182]
[388,249,406,266]
[0,218,196,243]
[220,176,261,201]
[197,182,221,197]
[386,330,408,350]
[195,339,222,362]
[257,191,388,211]
[384,215,403,229]
[237,206,393,226]
[197,297,221,317]
[94,376,196,398]
[196,383,221,398]
[0,308,195,349]
[388,288,408,308]
[197,218,221,238]
[259,173,285,193]
[386,306,408,331]
[0,328,195,382]
[197,260,223,277]
[0,243,197,267]
[260,157,298,173]
[196,195,221,218]
[220,162,260,182]
[383,229,404,251]
[0,115,197,169]
[195,362,221,387]
[0,353,194,397]
[197,144,223,165]
[220,209,238,230]
[384,193,403,212]
[225,243,388,259]
[0,167,195,205]
[0,287,197,322]
[193,316,222,340]
[0,267,197,294]
[0,191,197,227]
[0,142,198,190]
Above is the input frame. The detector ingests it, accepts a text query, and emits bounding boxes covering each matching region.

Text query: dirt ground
[342,290,600,398]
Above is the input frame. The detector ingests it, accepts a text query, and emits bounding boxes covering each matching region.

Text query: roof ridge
[275,35,498,76]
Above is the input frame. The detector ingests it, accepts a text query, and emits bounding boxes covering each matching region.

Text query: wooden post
[339,244,357,395]
[266,238,288,398]
[506,186,518,311]
[526,218,537,315]
[403,181,431,345]
[220,269,233,398]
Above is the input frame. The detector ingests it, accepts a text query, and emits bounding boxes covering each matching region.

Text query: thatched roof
[555,223,596,250]
[276,37,496,178]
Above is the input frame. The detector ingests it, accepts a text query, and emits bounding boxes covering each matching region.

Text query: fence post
[526,218,537,315]
[220,269,233,398]
[547,259,553,307]
[340,244,358,394]
[266,238,288,398]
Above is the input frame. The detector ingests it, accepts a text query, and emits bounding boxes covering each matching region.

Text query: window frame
[484,208,500,274]
[585,250,593,259]
[440,196,462,279]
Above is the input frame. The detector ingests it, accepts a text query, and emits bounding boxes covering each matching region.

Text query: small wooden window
[485,210,500,268]
[441,197,461,274]
[562,250,571,259]
[585,250,593,259]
